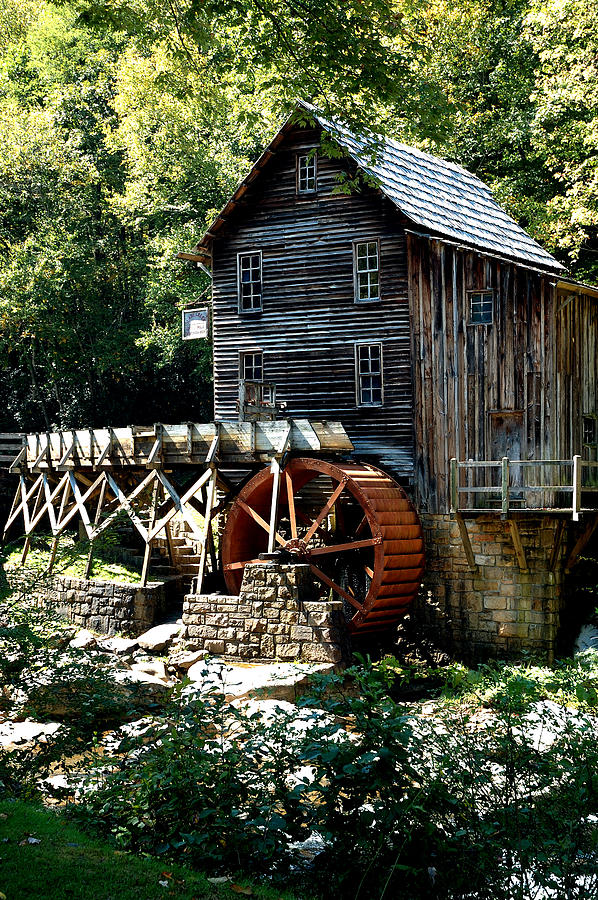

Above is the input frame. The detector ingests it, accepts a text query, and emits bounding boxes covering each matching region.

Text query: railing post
[573,454,582,522]
[450,458,458,513]
[501,457,509,519]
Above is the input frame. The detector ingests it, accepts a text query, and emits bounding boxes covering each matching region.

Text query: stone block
[260,635,275,657]
[276,643,301,660]
[205,640,225,654]
[498,622,529,639]
[290,626,313,642]
[483,596,507,610]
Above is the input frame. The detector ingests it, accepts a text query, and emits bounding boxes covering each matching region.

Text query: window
[469,290,494,324]
[354,241,380,302]
[583,416,597,446]
[355,343,383,406]
[297,153,317,193]
[240,351,263,383]
[237,252,262,312]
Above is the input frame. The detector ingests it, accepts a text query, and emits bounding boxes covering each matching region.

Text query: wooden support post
[455,513,477,571]
[21,480,45,565]
[508,519,528,572]
[196,468,217,594]
[162,481,176,567]
[565,515,598,572]
[573,454,582,522]
[267,457,281,554]
[85,476,108,579]
[449,458,458,513]
[141,475,159,587]
[549,519,566,573]
[501,457,509,519]
[48,478,71,573]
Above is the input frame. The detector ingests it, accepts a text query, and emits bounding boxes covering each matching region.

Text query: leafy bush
[76,659,598,899]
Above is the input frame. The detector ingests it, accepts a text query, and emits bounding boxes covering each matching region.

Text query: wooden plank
[549,519,566,572]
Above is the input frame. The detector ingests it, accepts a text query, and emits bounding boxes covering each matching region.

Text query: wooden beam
[508,519,528,572]
[85,477,108,579]
[566,515,598,572]
[267,458,281,554]
[196,468,217,593]
[573,454,582,522]
[455,513,477,572]
[141,478,160,586]
[549,519,566,572]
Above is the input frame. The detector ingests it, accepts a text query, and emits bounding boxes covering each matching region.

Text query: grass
[4,543,145,585]
[0,800,298,900]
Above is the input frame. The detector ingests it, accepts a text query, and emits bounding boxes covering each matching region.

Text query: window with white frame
[298,153,317,193]
[240,350,263,383]
[237,252,262,312]
[355,343,383,406]
[468,290,494,325]
[354,240,380,302]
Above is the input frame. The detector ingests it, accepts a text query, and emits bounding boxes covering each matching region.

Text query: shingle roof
[192,102,564,273]
[303,102,564,273]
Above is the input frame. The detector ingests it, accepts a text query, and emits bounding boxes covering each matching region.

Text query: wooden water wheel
[221,458,425,637]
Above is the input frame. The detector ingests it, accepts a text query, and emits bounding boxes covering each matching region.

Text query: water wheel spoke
[354,515,369,538]
[285,469,297,539]
[224,558,263,572]
[296,510,328,542]
[309,563,365,612]
[303,478,347,546]
[309,537,379,556]
[237,499,286,547]
[364,565,375,579]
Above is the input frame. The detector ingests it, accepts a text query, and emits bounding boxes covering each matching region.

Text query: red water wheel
[221,458,425,637]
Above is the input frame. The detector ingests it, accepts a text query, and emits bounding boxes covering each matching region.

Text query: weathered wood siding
[211,125,415,477]
[554,285,598,459]
[407,233,558,512]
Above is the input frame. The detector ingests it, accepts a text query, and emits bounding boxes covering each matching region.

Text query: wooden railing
[449,456,598,520]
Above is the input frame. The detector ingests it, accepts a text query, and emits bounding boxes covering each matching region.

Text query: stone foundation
[413,514,567,661]
[7,568,175,636]
[182,562,350,664]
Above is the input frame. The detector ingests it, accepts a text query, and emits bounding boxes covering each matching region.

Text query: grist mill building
[181,101,598,660]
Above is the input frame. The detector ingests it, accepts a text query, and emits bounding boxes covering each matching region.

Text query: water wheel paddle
[221,458,425,636]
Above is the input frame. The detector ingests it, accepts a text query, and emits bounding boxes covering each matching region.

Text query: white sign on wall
[182,306,210,340]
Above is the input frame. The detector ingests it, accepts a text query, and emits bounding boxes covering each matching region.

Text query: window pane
[298,154,316,192]
[355,241,380,302]
[356,344,383,406]
[470,291,493,324]
[238,253,262,311]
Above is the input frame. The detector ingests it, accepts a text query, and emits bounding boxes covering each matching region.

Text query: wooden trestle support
[3,421,425,637]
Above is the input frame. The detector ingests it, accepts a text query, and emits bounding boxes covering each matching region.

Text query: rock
[185,659,334,703]
[113,669,172,704]
[168,649,208,671]
[69,629,97,650]
[137,623,182,653]
[46,627,77,649]
[0,719,61,748]
[98,636,139,656]
[130,659,170,682]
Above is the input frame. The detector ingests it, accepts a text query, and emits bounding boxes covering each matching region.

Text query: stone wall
[7,568,175,636]
[182,562,350,664]
[413,514,567,661]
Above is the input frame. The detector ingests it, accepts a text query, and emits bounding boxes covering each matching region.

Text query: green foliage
[76,659,598,898]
